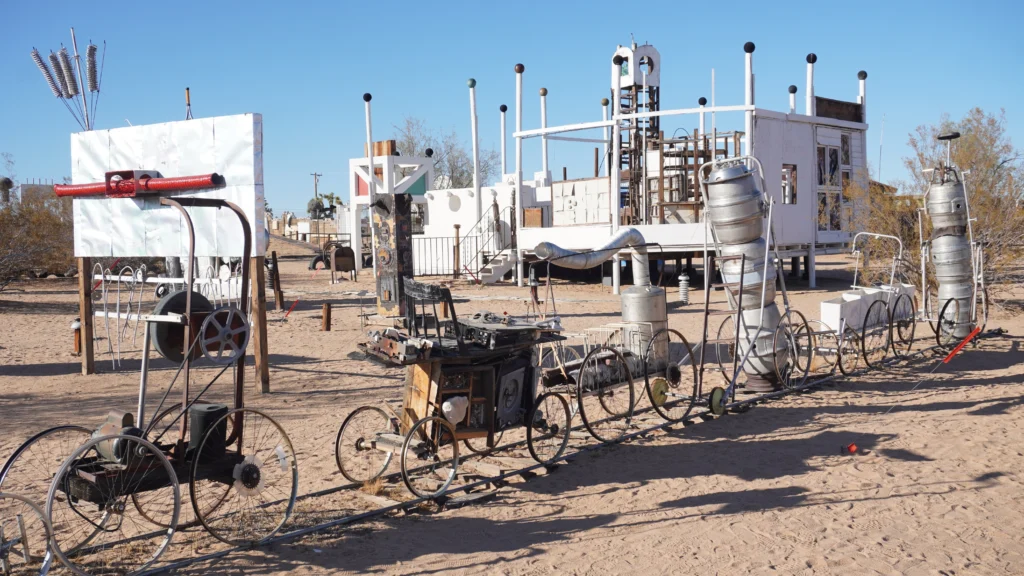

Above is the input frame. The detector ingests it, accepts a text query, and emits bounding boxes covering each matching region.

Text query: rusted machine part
[54,172,225,198]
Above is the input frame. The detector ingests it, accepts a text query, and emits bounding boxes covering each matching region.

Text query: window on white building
[782,164,797,204]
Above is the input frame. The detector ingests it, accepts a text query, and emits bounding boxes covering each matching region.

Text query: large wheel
[132,405,232,530]
[714,315,737,375]
[643,329,698,423]
[861,300,892,369]
[1,425,91,500]
[891,293,916,358]
[191,408,297,546]
[936,298,961,348]
[838,326,861,376]
[463,431,504,456]
[400,416,459,499]
[526,392,571,464]
[576,346,636,443]
[806,320,839,374]
[335,406,398,484]
[47,434,179,576]
[0,492,54,576]
[537,343,582,420]
[774,310,813,389]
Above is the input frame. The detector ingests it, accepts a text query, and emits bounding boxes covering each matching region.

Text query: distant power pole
[310,172,322,198]
[310,172,322,244]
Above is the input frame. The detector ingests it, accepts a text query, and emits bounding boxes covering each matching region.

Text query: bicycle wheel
[335,406,397,483]
[838,326,860,376]
[936,298,961,348]
[714,315,736,374]
[861,300,892,369]
[0,492,53,576]
[537,343,582,420]
[806,320,839,374]
[576,346,635,443]
[526,392,571,464]
[773,310,813,389]
[400,416,459,499]
[891,293,916,358]
[643,329,698,422]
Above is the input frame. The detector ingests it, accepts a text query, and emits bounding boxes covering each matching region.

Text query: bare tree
[393,116,500,189]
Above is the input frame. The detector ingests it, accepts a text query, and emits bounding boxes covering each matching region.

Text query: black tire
[400,416,459,499]
[774,310,813,389]
[576,346,635,443]
[891,293,916,358]
[463,430,504,456]
[526,392,571,464]
[861,300,891,369]
[936,298,960,348]
[838,327,860,376]
[308,255,325,271]
[643,329,698,423]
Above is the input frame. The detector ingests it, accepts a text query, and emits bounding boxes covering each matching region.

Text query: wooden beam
[250,256,270,393]
[321,303,332,331]
[77,257,95,375]
[270,251,284,310]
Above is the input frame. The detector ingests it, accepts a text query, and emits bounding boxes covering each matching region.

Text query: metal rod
[514,64,524,287]
[137,328,151,430]
[70,27,90,130]
[469,80,482,225]
[364,94,379,281]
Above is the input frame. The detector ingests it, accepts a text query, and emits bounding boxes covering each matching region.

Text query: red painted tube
[55,173,224,198]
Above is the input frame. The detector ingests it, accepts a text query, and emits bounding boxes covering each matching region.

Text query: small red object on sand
[843,443,857,454]
[285,298,301,318]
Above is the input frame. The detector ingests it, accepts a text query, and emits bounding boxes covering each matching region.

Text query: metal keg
[937,281,975,337]
[736,303,786,381]
[622,284,668,361]
[926,179,968,228]
[931,235,972,283]
[705,163,764,245]
[719,238,777,308]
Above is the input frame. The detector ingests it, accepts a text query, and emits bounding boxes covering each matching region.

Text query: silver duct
[535,228,667,361]
[705,160,785,390]
[926,168,973,337]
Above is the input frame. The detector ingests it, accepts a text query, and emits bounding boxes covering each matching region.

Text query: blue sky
[1,0,1020,215]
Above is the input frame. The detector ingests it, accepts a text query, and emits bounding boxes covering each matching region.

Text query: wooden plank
[270,250,284,310]
[250,256,270,393]
[321,303,332,331]
[77,257,95,375]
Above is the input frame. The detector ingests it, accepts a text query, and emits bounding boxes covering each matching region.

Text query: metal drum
[719,238,777,308]
[736,304,786,381]
[705,163,764,245]
[931,234,972,283]
[622,285,668,361]
[938,281,975,337]
[926,180,968,228]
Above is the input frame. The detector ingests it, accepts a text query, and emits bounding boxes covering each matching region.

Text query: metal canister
[705,163,764,245]
[736,304,786,381]
[719,238,777,309]
[621,284,668,361]
[931,235,972,283]
[926,180,968,228]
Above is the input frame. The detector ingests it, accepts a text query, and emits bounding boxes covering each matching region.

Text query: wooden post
[250,256,270,393]
[270,251,284,310]
[594,147,599,178]
[562,167,567,181]
[321,303,332,331]
[77,257,95,375]
[452,224,461,279]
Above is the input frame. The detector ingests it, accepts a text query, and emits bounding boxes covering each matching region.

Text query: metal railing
[411,235,481,276]
[462,202,514,278]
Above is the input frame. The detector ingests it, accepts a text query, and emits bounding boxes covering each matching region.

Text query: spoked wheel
[773,310,813,389]
[537,343,582,420]
[806,320,839,375]
[335,406,398,483]
[714,315,737,375]
[526,392,571,464]
[400,416,459,499]
[463,430,504,456]
[838,326,861,376]
[576,346,636,443]
[643,329,698,423]
[198,305,251,365]
[936,298,961,348]
[890,293,916,358]
[132,404,232,529]
[861,300,892,369]
[0,492,53,576]
[191,408,298,546]
[47,434,179,576]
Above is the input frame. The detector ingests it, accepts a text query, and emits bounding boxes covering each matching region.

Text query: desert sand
[1,245,1022,575]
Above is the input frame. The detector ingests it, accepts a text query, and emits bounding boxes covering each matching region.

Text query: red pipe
[55,173,224,198]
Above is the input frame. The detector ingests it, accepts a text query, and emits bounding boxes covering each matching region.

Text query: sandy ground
[1,245,1022,575]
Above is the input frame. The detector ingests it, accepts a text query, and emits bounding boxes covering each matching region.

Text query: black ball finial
[612,55,624,65]
[499,104,507,113]
[698,97,707,106]
[788,85,798,94]
[743,42,755,54]
[362,93,372,102]
[514,63,524,73]
[425,148,434,158]
[539,87,548,97]
[857,70,868,80]
[806,53,817,64]
[601,97,609,106]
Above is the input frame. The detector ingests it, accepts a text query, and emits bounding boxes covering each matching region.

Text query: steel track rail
[130,330,996,575]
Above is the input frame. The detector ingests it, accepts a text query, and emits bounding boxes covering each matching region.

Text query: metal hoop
[199,306,251,365]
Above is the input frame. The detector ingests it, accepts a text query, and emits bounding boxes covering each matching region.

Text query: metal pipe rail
[134,329,999,575]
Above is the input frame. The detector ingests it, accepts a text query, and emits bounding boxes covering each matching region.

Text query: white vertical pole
[363,93,378,280]
[500,104,507,176]
[743,42,754,157]
[611,56,623,295]
[514,64,524,287]
[806,54,817,116]
[789,85,797,114]
[698,98,706,136]
[602,98,610,177]
[858,70,867,121]
[469,79,481,225]
[540,88,549,182]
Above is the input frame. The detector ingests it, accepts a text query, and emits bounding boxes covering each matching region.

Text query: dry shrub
[0,194,74,290]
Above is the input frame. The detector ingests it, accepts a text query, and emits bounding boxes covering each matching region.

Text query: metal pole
[70,27,91,130]
[540,88,549,182]
[641,69,648,224]
[469,79,482,225]
[602,98,610,177]
[743,42,754,156]
[611,56,623,232]
[806,54,817,116]
[137,328,151,430]
[364,94,378,280]
[514,64,524,287]
[499,104,508,176]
